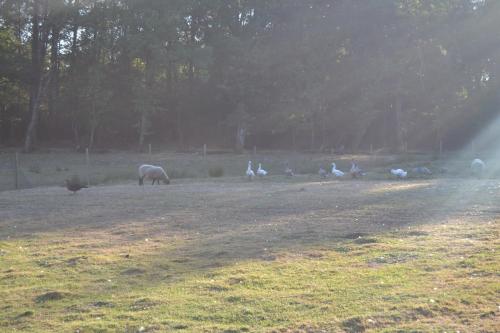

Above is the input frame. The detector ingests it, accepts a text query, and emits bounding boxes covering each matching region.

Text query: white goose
[390,168,408,179]
[331,163,345,177]
[471,158,485,177]
[246,161,255,180]
[257,163,268,177]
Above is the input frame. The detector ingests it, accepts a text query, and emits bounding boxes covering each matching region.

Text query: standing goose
[257,163,268,177]
[331,163,345,177]
[246,161,255,181]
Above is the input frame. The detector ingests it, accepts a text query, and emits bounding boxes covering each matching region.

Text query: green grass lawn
[1,220,498,332]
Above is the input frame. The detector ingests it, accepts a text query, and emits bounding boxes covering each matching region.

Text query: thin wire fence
[0,147,226,191]
[0,145,493,192]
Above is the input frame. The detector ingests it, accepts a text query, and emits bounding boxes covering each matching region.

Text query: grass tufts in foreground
[1,220,498,332]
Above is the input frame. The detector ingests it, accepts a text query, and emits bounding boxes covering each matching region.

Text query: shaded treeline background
[0,0,499,152]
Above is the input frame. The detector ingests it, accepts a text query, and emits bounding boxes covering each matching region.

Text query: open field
[0,172,499,332]
[2,149,499,192]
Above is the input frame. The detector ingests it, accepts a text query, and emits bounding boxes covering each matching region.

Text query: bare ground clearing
[1,178,498,243]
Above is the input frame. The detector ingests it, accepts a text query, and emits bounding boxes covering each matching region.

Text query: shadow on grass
[1,178,497,281]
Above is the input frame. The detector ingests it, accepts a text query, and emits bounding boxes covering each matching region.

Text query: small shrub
[208,166,224,177]
[28,164,41,174]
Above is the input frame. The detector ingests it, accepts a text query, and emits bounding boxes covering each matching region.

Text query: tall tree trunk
[393,94,403,152]
[70,0,80,148]
[24,0,43,152]
[25,0,50,152]
[235,125,246,153]
[88,100,97,150]
[48,24,60,132]
[172,61,185,147]
[310,113,316,151]
[321,106,327,150]
[0,105,10,143]
[176,106,184,147]
[138,52,153,148]
[138,111,149,148]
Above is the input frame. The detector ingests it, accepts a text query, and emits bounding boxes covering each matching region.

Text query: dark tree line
[0,0,499,152]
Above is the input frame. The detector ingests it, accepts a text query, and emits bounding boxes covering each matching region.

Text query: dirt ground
[1,177,498,267]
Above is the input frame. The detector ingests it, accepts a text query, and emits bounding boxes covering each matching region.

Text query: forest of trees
[0,0,498,152]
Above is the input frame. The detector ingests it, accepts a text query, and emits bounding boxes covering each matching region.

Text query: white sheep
[138,164,170,185]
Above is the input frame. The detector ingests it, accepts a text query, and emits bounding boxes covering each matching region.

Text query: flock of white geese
[245,158,487,181]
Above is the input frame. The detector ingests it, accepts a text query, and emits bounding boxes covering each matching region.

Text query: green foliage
[1,0,499,151]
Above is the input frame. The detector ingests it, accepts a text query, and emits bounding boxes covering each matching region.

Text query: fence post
[148,143,152,160]
[85,148,90,186]
[370,144,373,155]
[14,152,19,189]
[439,140,443,157]
[253,145,257,156]
[203,143,207,158]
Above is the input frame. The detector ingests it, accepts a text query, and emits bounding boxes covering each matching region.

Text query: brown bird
[65,176,88,194]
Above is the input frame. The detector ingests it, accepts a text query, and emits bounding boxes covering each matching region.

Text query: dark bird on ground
[284,161,294,177]
[412,166,432,175]
[350,160,364,178]
[319,166,328,179]
[65,176,88,194]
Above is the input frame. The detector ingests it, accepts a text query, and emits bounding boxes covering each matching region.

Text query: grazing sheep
[471,158,485,177]
[138,164,170,185]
